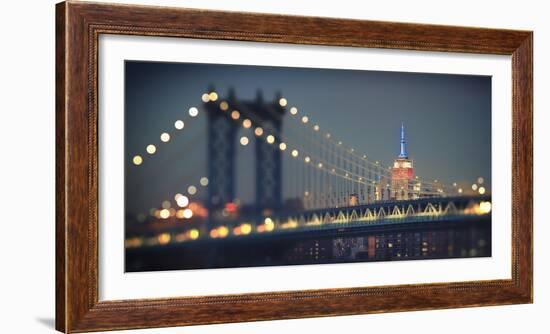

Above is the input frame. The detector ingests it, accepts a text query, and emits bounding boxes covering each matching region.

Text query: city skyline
[124,60,492,271]
[125,61,491,216]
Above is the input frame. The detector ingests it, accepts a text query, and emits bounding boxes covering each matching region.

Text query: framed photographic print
[56,1,532,332]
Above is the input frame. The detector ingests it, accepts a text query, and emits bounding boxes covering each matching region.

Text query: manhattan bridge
[125,88,492,271]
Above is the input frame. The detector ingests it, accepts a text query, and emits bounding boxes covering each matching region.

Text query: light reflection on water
[126,222,491,272]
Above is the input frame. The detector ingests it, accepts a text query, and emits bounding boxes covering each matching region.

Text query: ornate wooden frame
[55,1,533,332]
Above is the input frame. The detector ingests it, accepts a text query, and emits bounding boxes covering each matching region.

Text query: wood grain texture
[55,1,533,332]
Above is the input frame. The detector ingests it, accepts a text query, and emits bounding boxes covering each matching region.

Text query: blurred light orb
[472,184,478,191]
[291,149,299,157]
[146,144,156,154]
[279,97,287,107]
[254,127,263,136]
[477,177,484,184]
[159,209,170,219]
[458,188,463,194]
[240,136,249,146]
[313,125,320,131]
[201,93,210,102]
[132,155,143,165]
[200,177,209,186]
[158,233,171,244]
[301,116,309,123]
[210,229,219,238]
[208,92,218,101]
[290,107,298,115]
[187,185,197,195]
[478,186,486,195]
[219,101,229,111]
[242,119,252,128]
[241,224,252,235]
[160,133,170,142]
[174,120,184,130]
[304,156,311,163]
[479,201,492,214]
[266,135,275,144]
[189,229,199,240]
[218,226,229,238]
[231,110,240,120]
[183,208,193,219]
[188,107,199,117]
[176,195,189,208]
[279,142,287,151]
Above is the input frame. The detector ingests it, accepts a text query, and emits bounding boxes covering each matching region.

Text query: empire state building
[391,123,415,200]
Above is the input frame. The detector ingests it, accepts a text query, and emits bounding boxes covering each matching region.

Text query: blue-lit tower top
[398,122,408,159]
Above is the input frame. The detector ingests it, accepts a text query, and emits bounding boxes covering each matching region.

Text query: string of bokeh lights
[127,90,489,245]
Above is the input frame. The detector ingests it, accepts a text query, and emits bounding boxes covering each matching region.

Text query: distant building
[391,123,417,200]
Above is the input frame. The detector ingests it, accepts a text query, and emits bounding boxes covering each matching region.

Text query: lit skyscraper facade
[391,123,415,200]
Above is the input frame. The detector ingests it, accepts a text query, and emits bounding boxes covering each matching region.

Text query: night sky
[125,61,491,216]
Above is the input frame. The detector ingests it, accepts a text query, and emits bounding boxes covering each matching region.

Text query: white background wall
[0,0,546,333]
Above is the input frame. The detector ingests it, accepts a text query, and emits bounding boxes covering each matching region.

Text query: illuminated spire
[398,122,408,159]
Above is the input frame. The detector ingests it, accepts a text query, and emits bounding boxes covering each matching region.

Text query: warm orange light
[158,233,171,245]
[210,229,219,238]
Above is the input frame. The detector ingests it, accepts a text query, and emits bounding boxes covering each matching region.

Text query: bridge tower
[252,90,286,215]
[391,123,415,200]
[204,87,285,228]
[204,86,239,228]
